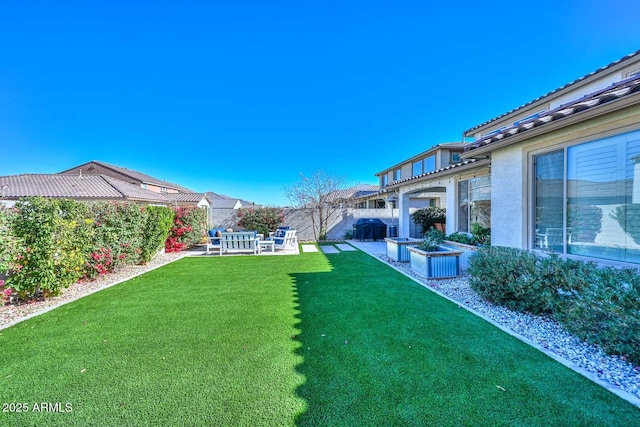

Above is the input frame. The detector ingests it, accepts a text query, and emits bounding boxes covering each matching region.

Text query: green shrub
[411,207,446,232]
[417,228,445,251]
[8,197,94,297]
[445,223,490,246]
[554,266,640,365]
[470,222,491,245]
[445,232,475,245]
[469,246,640,365]
[237,206,285,237]
[88,202,146,276]
[468,246,556,314]
[141,206,174,263]
[0,206,22,275]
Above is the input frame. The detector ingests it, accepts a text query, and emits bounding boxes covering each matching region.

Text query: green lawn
[0,246,639,426]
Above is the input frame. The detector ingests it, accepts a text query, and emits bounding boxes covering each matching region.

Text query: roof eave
[383,159,491,189]
[462,92,640,158]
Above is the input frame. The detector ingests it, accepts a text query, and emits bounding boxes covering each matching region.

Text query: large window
[457,175,491,232]
[412,161,423,177]
[393,168,401,181]
[424,155,436,173]
[533,129,640,263]
[412,155,436,177]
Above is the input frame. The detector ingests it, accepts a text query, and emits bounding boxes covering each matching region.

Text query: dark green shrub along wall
[469,246,640,366]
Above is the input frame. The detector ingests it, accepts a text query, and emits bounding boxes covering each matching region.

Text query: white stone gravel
[0,251,187,330]
[380,254,640,405]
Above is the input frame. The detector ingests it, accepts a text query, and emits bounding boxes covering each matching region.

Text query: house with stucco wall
[378,49,640,267]
[461,49,640,265]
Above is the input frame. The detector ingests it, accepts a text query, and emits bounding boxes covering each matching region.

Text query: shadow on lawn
[288,247,640,426]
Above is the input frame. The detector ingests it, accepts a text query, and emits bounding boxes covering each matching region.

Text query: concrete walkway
[346,240,386,257]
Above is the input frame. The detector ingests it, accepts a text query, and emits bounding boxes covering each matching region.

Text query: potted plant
[408,229,461,278]
[411,207,446,235]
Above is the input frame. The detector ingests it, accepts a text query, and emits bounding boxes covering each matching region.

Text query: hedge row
[468,246,640,366]
[0,197,208,303]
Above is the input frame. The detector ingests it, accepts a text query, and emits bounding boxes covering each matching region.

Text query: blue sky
[1,1,639,206]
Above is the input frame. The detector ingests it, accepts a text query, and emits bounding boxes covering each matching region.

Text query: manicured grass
[0,246,639,426]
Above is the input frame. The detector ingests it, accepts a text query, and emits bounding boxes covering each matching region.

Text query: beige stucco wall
[489,103,640,250]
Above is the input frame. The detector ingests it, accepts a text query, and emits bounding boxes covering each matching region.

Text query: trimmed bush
[468,246,556,314]
[0,205,21,275]
[469,245,640,365]
[140,206,174,263]
[8,197,94,297]
[237,206,285,237]
[88,202,146,276]
[554,266,640,365]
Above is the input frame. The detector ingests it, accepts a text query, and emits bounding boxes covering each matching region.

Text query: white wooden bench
[219,232,259,255]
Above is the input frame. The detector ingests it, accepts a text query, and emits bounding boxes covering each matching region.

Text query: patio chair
[269,229,297,253]
[206,228,224,254]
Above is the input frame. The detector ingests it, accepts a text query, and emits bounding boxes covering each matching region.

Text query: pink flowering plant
[165,206,206,252]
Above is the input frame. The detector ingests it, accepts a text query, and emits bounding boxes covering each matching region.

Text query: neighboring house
[206,192,255,210]
[460,49,640,266]
[59,160,194,194]
[375,142,485,238]
[0,174,176,207]
[0,161,212,209]
[328,184,380,208]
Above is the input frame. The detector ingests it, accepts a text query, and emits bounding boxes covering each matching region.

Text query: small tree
[285,170,353,241]
[237,206,285,237]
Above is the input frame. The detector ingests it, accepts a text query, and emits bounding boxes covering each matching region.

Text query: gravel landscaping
[378,254,640,404]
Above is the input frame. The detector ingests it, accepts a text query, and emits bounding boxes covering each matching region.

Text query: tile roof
[59,160,194,192]
[463,49,640,136]
[101,176,173,202]
[381,158,488,189]
[465,75,640,153]
[163,192,208,203]
[210,198,242,209]
[326,184,379,202]
[0,174,169,203]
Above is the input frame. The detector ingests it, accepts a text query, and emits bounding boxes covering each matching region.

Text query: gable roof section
[59,160,194,192]
[0,174,169,203]
[464,75,640,155]
[463,49,640,136]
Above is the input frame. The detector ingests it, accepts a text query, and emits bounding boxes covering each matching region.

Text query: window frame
[529,128,640,264]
